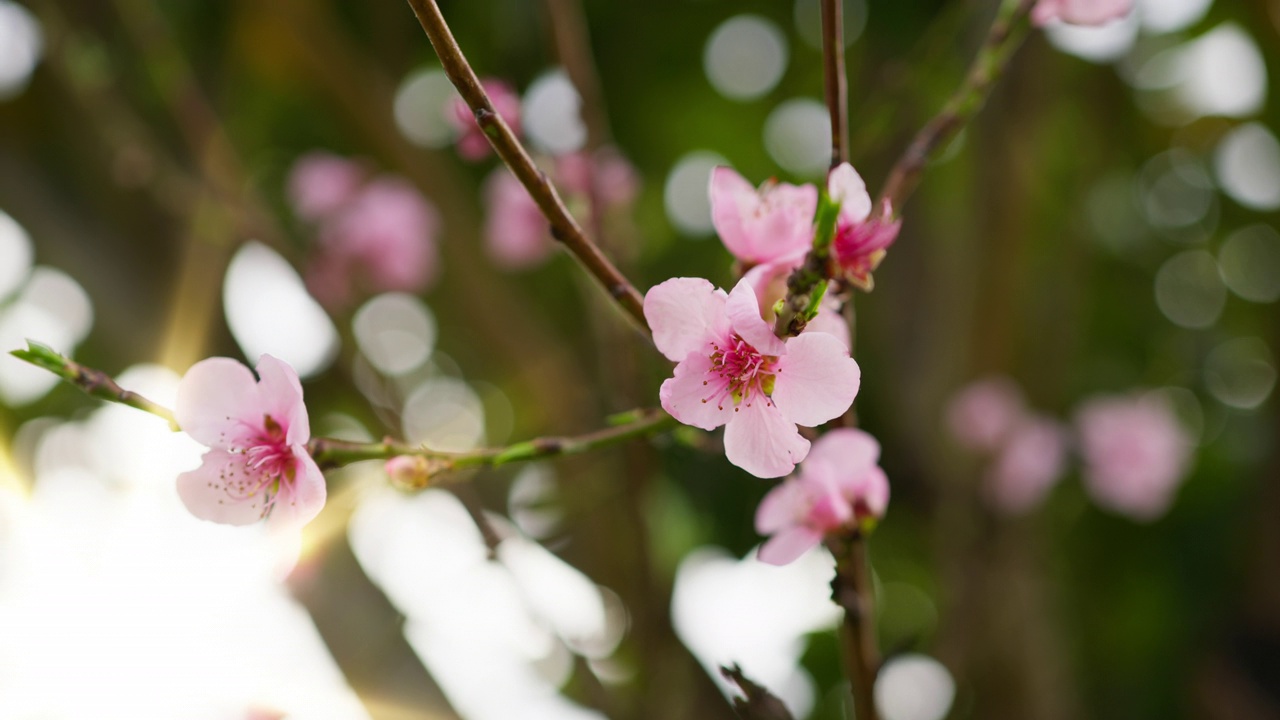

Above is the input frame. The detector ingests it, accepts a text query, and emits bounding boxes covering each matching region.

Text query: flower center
[702,335,778,411]
[225,414,296,516]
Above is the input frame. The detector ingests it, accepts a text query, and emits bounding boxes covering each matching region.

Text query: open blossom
[306,176,440,309]
[946,376,1026,452]
[985,416,1068,514]
[1076,393,1192,520]
[828,163,901,291]
[710,166,817,265]
[755,429,889,565]
[644,277,860,478]
[175,355,325,528]
[447,78,522,161]
[483,167,555,269]
[1032,0,1132,26]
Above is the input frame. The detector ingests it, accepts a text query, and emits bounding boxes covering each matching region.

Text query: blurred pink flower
[644,277,860,478]
[946,376,1026,453]
[286,151,364,222]
[447,78,522,161]
[710,166,818,265]
[175,355,325,528]
[985,416,1068,514]
[828,163,901,292]
[556,148,641,209]
[755,428,889,565]
[1033,0,1132,26]
[483,168,555,270]
[306,176,440,309]
[1076,393,1192,520]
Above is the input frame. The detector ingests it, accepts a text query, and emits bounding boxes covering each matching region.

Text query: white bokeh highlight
[523,70,586,156]
[1217,225,1280,303]
[1214,123,1280,211]
[1154,250,1226,329]
[353,292,437,376]
[703,15,789,101]
[223,241,339,379]
[764,98,831,177]
[663,151,726,237]
[0,0,42,101]
[394,68,458,148]
[875,654,956,720]
[1204,337,1276,410]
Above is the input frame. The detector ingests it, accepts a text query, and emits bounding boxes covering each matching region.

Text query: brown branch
[720,665,796,720]
[402,0,649,334]
[877,0,1036,213]
[821,0,849,169]
[826,531,881,720]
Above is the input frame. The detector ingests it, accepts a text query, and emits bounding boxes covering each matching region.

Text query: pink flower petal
[710,167,817,264]
[772,332,861,427]
[253,355,310,445]
[827,162,872,226]
[176,358,263,450]
[804,300,851,350]
[723,400,811,478]
[758,526,824,566]
[755,478,809,534]
[287,152,363,222]
[659,352,735,431]
[802,428,880,485]
[643,278,730,362]
[856,466,890,519]
[176,450,277,526]
[269,447,328,528]
[483,168,554,270]
[726,279,787,357]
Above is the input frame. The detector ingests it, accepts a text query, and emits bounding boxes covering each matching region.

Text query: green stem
[10,342,674,482]
[877,0,1036,214]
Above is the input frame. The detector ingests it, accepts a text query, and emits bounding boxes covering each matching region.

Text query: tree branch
[877,0,1036,213]
[821,0,848,169]
[826,530,881,720]
[720,664,796,720]
[402,0,649,334]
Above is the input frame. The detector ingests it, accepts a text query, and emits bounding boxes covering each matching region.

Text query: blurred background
[1,0,1278,718]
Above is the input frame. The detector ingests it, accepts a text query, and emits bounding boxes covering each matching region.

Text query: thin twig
[826,531,880,720]
[542,0,611,151]
[821,0,848,169]
[877,0,1036,213]
[402,0,649,333]
[720,665,797,720]
[11,342,674,482]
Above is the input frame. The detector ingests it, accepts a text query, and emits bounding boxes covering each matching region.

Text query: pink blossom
[985,416,1068,514]
[1032,0,1132,26]
[556,149,641,209]
[710,167,818,265]
[1076,393,1192,520]
[946,377,1026,453]
[287,152,364,222]
[175,355,325,528]
[306,176,440,309]
[483,168,555,270]
[644,277,861,478]
[828,163,901,291]
[755,428,889,565]
[447,78,522,161]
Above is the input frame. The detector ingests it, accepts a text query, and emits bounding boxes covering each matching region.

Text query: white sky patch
[223,242,339,379]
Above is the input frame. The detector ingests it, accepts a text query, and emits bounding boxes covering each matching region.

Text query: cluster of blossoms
[287,152,440,311]
[947,378,1193,520]
[450,78,639,270]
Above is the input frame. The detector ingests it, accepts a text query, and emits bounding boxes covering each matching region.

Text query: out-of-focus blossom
[306,176,440,309]
[755,428,889,565]
[710,166,817,265]
[946,376,1026,453]
[1075,393,1192,520]
[286,152,364,222]
[828,163,901,292]
[556,148,641,209]
[447,78,522,161]
[1032,0,1132,26]
[644,277,860,478]
[985,416,1068,514]
[174,355,325,528]
[384,454,434,489]
[483,168,555,270]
